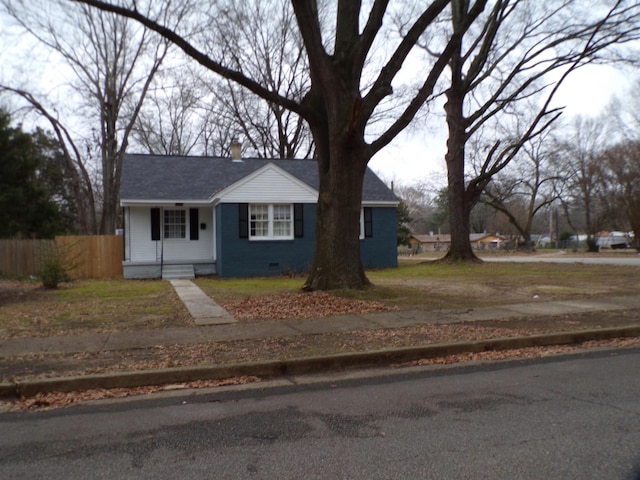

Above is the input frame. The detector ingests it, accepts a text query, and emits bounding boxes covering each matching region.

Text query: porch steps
[162,264,195,280]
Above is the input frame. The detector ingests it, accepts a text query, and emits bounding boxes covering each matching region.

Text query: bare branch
[70,0,306,115]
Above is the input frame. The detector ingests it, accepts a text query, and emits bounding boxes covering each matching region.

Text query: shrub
[40,247,71,288]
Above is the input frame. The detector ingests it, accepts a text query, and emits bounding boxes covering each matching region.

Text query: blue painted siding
[216,203,316,277]
[360,207,398,269]
[216,203,397,277]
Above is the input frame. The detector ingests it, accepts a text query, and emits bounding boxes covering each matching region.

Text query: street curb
[2,325,640,399]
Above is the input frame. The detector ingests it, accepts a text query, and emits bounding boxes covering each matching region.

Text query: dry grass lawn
[1,257,639,337]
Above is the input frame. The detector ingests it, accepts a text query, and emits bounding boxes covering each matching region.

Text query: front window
[250,204,270,237]
[273,204,292,237]
[249,204,293,240]
[164,210,185,239]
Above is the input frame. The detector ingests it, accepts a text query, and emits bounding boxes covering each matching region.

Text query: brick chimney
[230,139,242,161]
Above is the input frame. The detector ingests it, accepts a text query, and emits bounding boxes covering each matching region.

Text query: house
[407,232,505,253]
[470,233,506,250]
[408,234,451,253]
[119,153,399,279]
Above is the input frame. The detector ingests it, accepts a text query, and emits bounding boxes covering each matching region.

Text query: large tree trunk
[304,119,371,290]
[441,34,480,264]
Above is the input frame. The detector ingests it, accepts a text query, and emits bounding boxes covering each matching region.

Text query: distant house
[470,233,506,250]
[408,232,505,253]
[119,153,399,279]
[408,234,451,253]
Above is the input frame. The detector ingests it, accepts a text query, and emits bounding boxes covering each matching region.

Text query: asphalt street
[1,348,639,479]
[482,253,640,266]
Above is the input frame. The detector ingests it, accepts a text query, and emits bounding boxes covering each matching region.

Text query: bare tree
[420,0,640,261]
[469,201,497,234]
[130,69,203,156]
[602,141,640,250]
[392,181,436,234]
[131,1,315,160]
[480,131,561,248]
[203,0,314,159]
[553,116,610,250]
[1,0,170,233]
[71,0,488,289]
[0,85,99,233]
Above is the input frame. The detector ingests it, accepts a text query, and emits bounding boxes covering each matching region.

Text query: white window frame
[359,207,373,239]
[164,209,186,239]
[249,204,294,240]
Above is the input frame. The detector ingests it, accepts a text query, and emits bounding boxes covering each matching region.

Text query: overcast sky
[1,6,637,190]
[369,63,636,188]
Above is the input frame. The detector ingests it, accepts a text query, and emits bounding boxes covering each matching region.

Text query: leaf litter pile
[221,291,396,321]
[14,376,261,412]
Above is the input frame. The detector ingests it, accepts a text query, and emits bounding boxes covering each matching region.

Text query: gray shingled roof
[120,154,398,203]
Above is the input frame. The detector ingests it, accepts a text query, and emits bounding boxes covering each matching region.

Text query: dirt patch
[0,281,42,306]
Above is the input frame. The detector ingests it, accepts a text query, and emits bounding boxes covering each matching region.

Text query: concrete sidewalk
[2,293,640,359]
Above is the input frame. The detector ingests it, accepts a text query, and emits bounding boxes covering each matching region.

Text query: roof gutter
[120,199,213,207]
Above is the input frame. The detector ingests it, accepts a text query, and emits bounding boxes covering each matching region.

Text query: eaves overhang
[120,199,213,207]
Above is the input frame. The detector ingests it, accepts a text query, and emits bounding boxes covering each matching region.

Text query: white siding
[126,207,158,262]
[125,206,215,263]
[219,164,318,203]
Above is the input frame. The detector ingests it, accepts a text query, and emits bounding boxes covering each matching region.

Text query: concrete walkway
[169,279,235,325]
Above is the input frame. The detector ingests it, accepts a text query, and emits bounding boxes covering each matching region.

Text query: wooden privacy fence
[0,235,123,279]
[0,239,54,277]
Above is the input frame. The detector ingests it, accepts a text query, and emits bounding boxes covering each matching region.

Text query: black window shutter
[150,208,161,241]
[364,207,373,238]
[189,208,199,240]
[294,203,304,238]
[239,203,249,238]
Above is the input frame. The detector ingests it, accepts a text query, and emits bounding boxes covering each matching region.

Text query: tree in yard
[201,0,314,160]
[469,201,496,235]
[429,187,450,235]
[71,0,488,289]
[396,200,413,246]
[0,86,99,234]
[0,109,65,238]
[392,181,437,235]
[30,127,83,234]
[130,0,314,160]
[602,141,640,251]
[1,0,170,234]
[479,131,561,248]
[130,70,203,156]
[417,0,640,262]
[553,116,610,251]
[601,80,640,250]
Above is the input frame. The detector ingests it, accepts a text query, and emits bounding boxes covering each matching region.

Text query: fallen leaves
[8,376,261,412]
[4,337,640,413]
[397,337,640,367]
[221,291,397,321]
